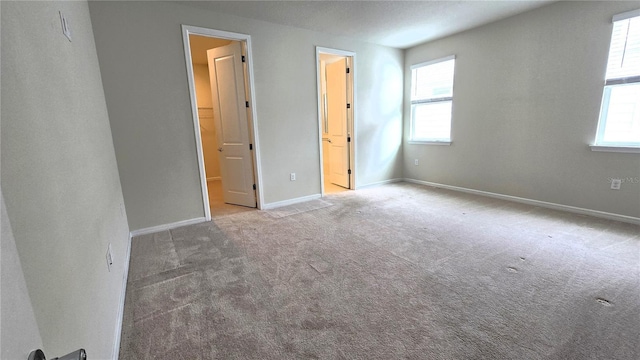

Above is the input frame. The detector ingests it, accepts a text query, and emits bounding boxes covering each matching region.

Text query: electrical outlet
[106,243,113,272]
[290,173,296,181]
[610,179,622,190]
[414,159,419,166]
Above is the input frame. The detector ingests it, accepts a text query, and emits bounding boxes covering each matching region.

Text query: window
[594,10,640,149]
[410,56,456,143]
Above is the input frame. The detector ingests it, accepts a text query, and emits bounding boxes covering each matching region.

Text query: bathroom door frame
[316,46,357,196]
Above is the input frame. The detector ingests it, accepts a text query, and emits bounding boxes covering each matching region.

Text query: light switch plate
[610,179,622,190]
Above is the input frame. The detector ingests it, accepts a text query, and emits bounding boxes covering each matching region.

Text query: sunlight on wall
[360,52,403,182]
[372,116,403,165]
[377,60,404,117]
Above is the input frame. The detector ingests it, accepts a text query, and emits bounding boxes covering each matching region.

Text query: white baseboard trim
[113,232,132,360]
[356,178,404,190]
[130,217,207,237]
[262,194,322,210]
[206,176,221,181]
[404,178,640,225]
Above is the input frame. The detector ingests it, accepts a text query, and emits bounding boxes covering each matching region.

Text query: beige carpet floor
[119,182,639,359]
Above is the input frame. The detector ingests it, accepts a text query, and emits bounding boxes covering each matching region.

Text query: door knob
[28,349,86,360]
[218,147,223,152]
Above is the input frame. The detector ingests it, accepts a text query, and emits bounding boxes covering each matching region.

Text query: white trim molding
[113,233,132,360]
[357,178,404,190]
[404,178,640,225]
[590,145,640,154]
[130,217,207,237]
[613,8,640,22]
[262,194,322,210]
[408,141,452,146]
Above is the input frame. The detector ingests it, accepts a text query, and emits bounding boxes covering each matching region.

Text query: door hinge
[242,55,246,63]
[347,103,351,109]
[347,136,351,142]
[246,101,250,108]
[253,184,256,190]
[249,143,253,150]
[346,67,350,74]
[348,169,352,175]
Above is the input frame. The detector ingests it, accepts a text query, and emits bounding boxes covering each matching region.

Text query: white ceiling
[180,1,555,49]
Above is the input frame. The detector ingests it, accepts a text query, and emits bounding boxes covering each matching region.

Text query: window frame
[592,9,640,153]
[409,55,456,145]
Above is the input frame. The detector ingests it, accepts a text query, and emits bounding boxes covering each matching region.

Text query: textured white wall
[1,191,43,360]
[1,1,130,358]
[404,1,640,218]
[88,1,404,230]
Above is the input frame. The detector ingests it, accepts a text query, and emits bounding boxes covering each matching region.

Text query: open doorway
[316,47,356,196]
[182,26,263,219]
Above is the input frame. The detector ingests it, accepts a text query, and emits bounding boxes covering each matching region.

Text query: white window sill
[590,145,640,153]
[408,140,452,146]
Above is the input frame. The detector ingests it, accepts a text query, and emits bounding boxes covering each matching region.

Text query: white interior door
[207,42,256,207]
[326,58,350,188]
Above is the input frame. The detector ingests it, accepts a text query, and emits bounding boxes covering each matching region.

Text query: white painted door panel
[326,58,349,188]
[207,42,256,207]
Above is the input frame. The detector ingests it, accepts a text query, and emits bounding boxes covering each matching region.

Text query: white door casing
[326,58,350,188]
[207,42,256,207]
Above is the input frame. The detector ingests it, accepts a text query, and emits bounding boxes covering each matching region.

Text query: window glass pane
[412,59,455,100]
[601,83,640,143]
[596,13,640,147]
[412,101,452,140]
[606,16,640,80]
